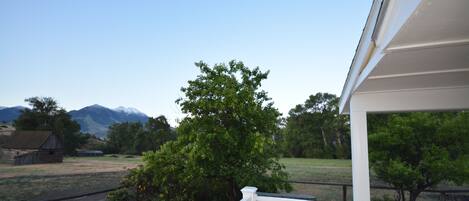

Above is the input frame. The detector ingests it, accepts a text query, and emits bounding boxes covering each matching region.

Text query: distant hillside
[0,105,148,138]
[69,105,148,138]
[0,106,26,123]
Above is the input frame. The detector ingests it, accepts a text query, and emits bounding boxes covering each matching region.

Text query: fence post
[440,192,446,201]
[343,185,347,201]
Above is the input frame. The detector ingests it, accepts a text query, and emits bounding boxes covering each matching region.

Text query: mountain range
[0,106,27,123]
[0,105,148,138]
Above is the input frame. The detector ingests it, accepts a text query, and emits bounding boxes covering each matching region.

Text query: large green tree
[109,61,290,201]
[283,93,350,158]
[141,115,176,152]
[14,97,86,155]
[175,61,290,200]
[369,112,469,201]
[107,122,143,154]
[106,115,175,154]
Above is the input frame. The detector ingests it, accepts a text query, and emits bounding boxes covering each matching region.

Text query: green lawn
[279,158,457,201]
[280,158,355,201]
[281,158,352,183]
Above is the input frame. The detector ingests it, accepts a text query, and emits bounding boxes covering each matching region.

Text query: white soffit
[358,70,469,92]
[357,45,469,92]
[373,45,469,76]
[355,0,469,93]
[386,0,469,50]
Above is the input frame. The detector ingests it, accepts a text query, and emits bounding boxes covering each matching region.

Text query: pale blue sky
[0,1,371,125]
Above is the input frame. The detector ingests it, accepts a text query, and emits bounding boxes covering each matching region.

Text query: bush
[109,61,291,201]
[111,142,200,201]
[107,188,137,201]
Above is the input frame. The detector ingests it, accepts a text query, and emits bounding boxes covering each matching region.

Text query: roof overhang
[339,0,469,114]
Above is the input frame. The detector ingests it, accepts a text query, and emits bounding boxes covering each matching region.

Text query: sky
[0,1,372,125]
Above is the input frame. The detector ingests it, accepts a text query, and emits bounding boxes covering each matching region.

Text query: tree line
[13,97,176,156]
[13,94,351,159]
[279,92,350,159]
[104,116,176,155]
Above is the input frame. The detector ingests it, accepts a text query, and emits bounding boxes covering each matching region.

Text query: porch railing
[288,180,469,201]
[241,186,316,201]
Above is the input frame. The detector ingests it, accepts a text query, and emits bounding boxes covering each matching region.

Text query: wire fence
[43,181,469,201]
[42,187,120,201]
[288,180,469,201]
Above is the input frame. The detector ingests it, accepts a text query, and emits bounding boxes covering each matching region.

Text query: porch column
[349,100,371,201]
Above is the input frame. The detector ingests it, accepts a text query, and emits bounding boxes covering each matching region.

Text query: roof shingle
[2,131,53,149]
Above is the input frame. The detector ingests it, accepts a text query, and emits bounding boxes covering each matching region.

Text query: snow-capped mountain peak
[88,104,106,108]
[113,106,145,115]
[70,105,149,137]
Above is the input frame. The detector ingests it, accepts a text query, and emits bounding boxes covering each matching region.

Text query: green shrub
[107,188,137,201]
[108,61,291,201]
[369,112,469,201]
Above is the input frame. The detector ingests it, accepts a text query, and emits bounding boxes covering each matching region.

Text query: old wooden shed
[0,131,63,165]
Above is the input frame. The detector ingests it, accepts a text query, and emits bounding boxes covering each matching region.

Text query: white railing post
[240,186,258,201]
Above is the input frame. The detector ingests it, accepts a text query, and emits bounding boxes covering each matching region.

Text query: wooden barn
[0,131,63,165]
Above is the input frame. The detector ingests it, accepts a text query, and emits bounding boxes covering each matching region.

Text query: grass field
[280,158,466,201]
[0,155,141,201]
[281,158,352,183]
[280,158,355,201]
[0,155,141,179]
[0,156,465,201]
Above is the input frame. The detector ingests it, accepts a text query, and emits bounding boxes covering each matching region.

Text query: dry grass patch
[0,155,141,178]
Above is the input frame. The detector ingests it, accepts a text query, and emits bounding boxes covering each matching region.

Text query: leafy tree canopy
[14,97,86,155]
[369,112,469,201]
[107,122,144,154]
[109,61,290,201]
[283,93,350,158]
[106,115,175,155]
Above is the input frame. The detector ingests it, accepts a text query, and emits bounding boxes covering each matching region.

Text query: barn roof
[1,131,53,149]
